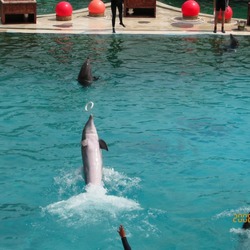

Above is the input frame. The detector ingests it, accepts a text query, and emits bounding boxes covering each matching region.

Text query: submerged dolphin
[223,34,239,52]
[81,115,108,186]
[77,58,98,87]
[229,34,239,49]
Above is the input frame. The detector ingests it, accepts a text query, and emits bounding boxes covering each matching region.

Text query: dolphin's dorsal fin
[99,139,108,151]
[82,139,88,147]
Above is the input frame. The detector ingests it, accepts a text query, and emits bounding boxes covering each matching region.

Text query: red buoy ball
[55,1,73,17]
[88,0,106,17]
[218,6,233,23]
[182,0,200,19]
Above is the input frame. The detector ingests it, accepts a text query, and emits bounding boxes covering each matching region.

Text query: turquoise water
[37,0,248,18]
[1,33,250,250]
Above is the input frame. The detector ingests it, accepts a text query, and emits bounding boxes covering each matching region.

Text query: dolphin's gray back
[78,58,93,86]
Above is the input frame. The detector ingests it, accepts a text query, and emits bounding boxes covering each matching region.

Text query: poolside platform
[0,2,249,35]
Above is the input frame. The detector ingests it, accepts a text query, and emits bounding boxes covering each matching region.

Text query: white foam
[214,206,250,220]
[103,167,141,194]
[53,168,83,198]
[230,227,250,239]
[54,167,141,196]
[44,166,142,225]
[44,181,141,225]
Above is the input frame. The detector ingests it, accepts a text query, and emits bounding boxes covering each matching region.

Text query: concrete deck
[0,2,249,35]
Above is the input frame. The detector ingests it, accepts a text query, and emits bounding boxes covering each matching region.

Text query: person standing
[213,0,228,33]
[111,0,126,33]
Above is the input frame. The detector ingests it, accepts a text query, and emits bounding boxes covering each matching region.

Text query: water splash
[44,185,141,225]
[54,168,83,199]
[103,167,141,195]
[214,206,250,220]
[230,228,250,236]
[44,167,142,226]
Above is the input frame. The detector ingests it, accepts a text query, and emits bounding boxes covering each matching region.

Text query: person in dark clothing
[111,0,125,33]
[118,225,131,250]
[242,213,250,230]
[213,0,228,33]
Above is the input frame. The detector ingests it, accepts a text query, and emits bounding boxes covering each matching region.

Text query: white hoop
[85,101,94,112]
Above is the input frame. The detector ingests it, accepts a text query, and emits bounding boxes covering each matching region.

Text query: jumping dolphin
[81,115,108,186]
[77,58,99,87]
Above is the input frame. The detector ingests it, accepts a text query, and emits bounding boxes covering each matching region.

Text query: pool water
[1,33,250,250]
[37,0,248,19]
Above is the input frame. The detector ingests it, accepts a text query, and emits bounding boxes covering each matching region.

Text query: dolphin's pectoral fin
[99,139,108,151]
[82,139,88,147]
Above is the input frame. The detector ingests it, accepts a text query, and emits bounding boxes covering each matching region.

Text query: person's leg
[221,11,225,33]
[213,11,219,33]
[220,0,226,33]
[118,1,125,27]
[111,3,117,33]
